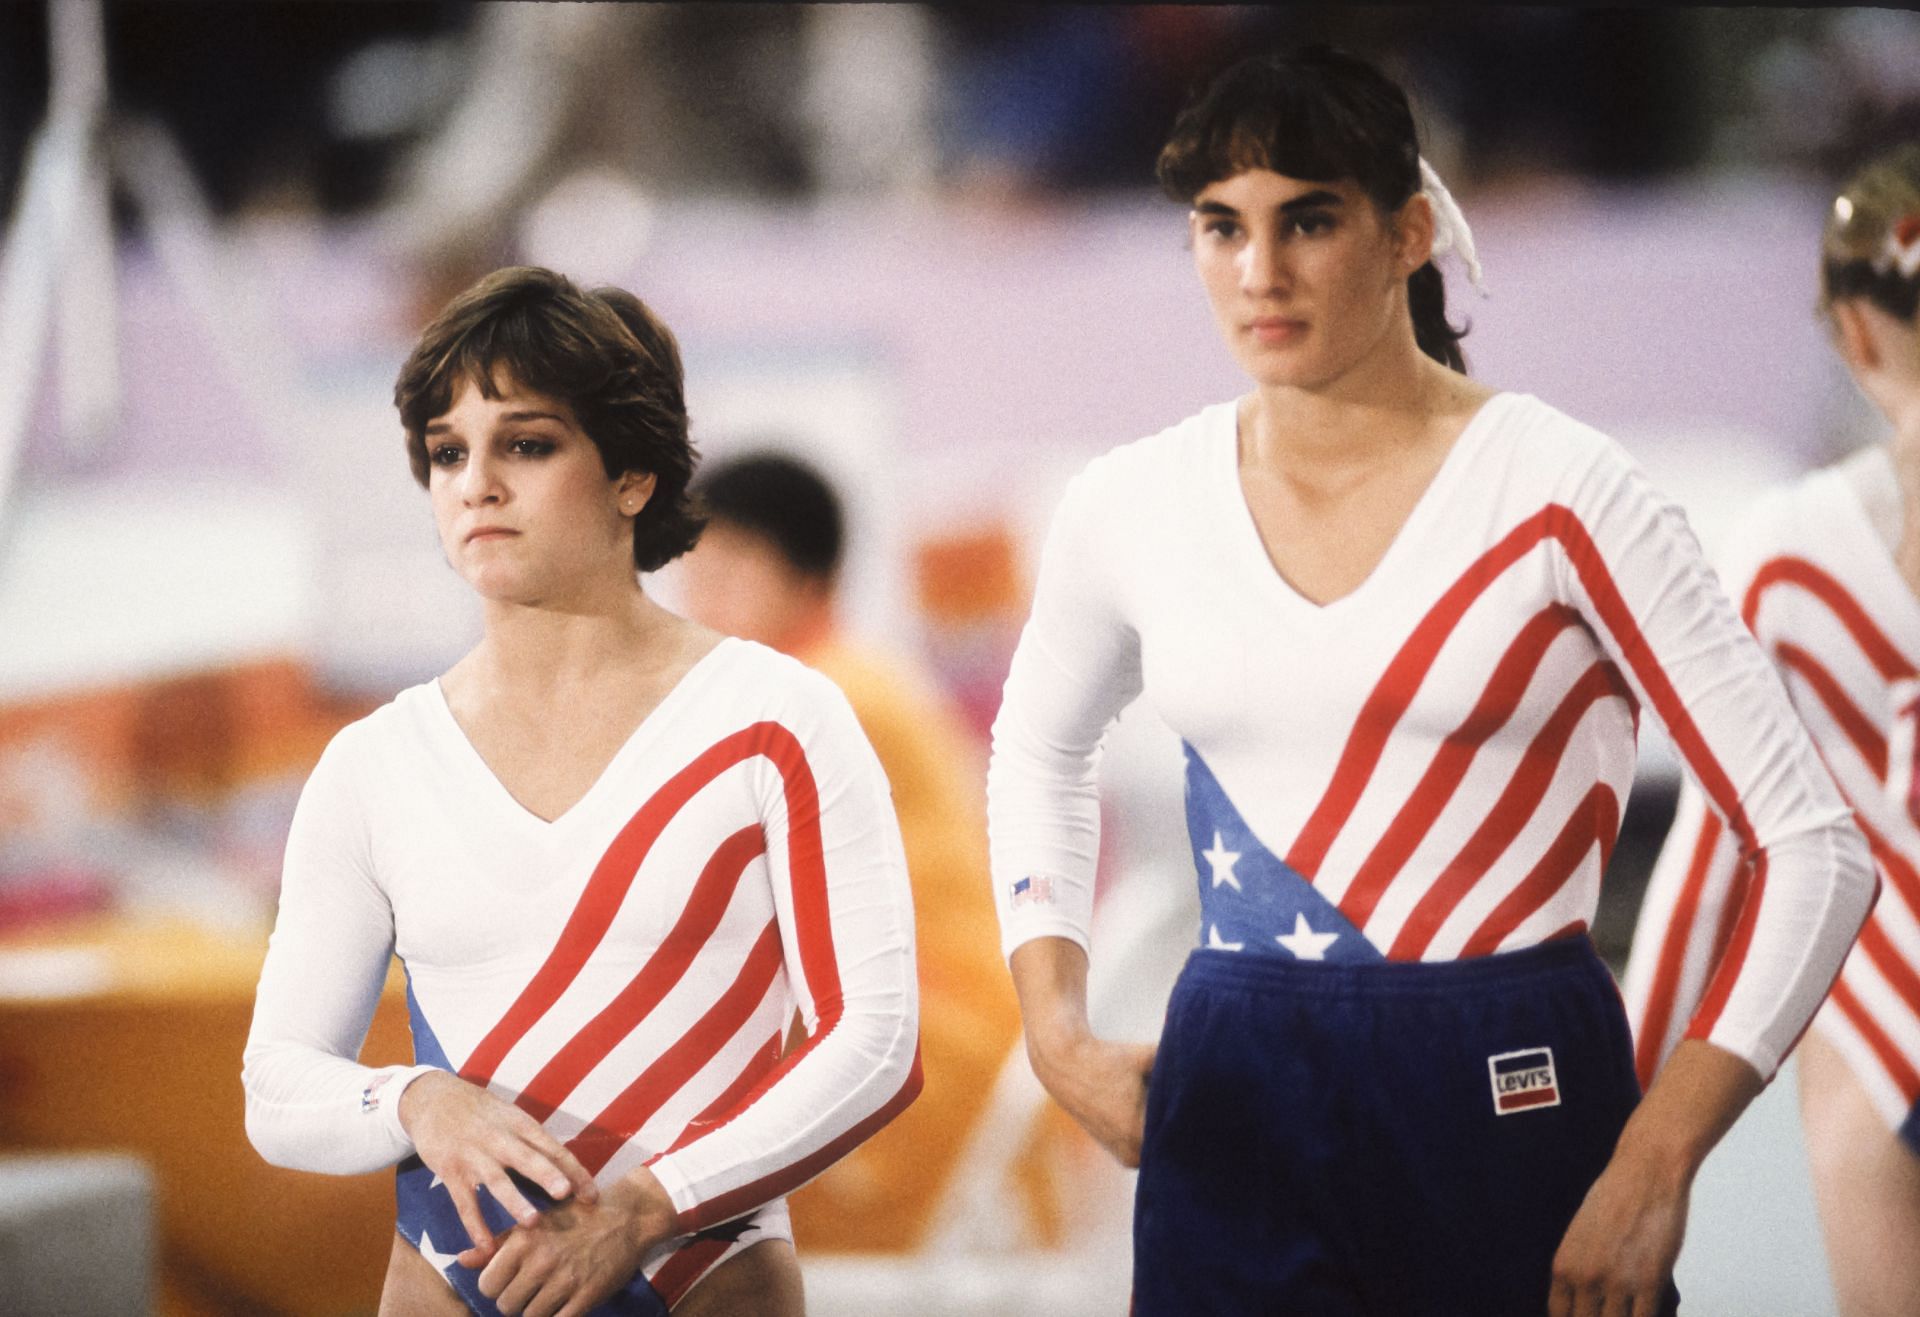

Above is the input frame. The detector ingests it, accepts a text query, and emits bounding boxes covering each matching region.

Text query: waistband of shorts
[1175,931,1607,1000]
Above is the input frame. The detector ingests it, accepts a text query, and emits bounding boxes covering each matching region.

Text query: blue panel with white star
[1183,743,1381,963]
[393,967,669,1316]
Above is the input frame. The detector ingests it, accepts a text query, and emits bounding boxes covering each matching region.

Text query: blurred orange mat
[0,914,411,1315]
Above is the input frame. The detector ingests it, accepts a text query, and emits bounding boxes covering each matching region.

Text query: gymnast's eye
[1284,211,1336,238]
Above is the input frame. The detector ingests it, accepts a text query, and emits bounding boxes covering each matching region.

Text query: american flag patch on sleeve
[1010,875,1056,908]
[361,1073,393,1115]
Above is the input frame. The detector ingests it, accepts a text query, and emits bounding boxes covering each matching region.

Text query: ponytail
[1408,261,1467,373]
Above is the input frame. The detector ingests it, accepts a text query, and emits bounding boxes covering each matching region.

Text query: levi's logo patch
[1488,1047,1560,1115]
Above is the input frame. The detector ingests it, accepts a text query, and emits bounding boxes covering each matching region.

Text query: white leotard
[243,637,920,1298]
[989,391,1873,1081]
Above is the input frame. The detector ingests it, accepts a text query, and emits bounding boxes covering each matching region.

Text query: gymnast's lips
[1247,315,1307,344]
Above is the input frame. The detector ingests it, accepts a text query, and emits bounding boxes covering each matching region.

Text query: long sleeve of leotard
[644,671,921,1230]
[1623,776,1746,1086]
[242,727,441,1173]
[987,459,1145,961]
[1620,484,1866,1087]
[1555,446,1874,1081]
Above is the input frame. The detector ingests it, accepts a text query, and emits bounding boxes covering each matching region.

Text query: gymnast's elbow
[1832,814,1879,932]
[845,984,922,1107]
[240,1086,304,1171]
[863,1013,924,1125]
[238,1052,331,1173]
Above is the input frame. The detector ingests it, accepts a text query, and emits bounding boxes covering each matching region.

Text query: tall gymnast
[1626,141,1920,1316]
[243,266,921,1316]
[987,46,1876,1316]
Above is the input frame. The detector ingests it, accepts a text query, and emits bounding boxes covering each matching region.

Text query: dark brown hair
[394,266,704,572]
[694,450,845,582]
[1157,46,1467,372]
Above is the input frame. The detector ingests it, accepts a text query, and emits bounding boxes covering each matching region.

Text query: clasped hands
[399,1069,680,1316]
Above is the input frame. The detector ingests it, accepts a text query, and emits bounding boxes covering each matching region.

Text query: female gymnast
[986,47,1876,1316]
[1626,142,1920,1316]
[242,266,921,1316]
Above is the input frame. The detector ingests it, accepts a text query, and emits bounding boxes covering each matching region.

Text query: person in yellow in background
[678,449,1046,1252]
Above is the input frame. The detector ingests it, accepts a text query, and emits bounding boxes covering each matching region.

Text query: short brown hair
[393,266,705,572]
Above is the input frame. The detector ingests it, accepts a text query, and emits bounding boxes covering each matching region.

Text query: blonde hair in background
[1822,142,1920,313]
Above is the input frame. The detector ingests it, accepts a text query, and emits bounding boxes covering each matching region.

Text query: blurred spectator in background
[8,5,1920,237]
[374,4,821,316]
[680,450,1047,1252]
[1721,9,1920,179]
[9,3,1918,324]
[105,1,454,218]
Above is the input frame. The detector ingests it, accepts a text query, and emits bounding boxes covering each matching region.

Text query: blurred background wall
[2,5,1918,1314]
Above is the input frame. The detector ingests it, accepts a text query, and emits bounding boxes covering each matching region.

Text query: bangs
[1156,50,1420,211]
[398,295,627,441]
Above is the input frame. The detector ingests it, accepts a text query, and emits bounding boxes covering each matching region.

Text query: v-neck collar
[426,636,737,834]
[1217,391,1512,620]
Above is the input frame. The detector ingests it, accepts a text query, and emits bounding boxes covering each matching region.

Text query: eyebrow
[424,408,570,436]
[1194,189,1345,218]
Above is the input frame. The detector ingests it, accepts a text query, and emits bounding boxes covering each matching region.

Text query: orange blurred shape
[0,917,413,1314]
[913,525,1026,625]
[0,658,378,819]
[1,665,394,1309]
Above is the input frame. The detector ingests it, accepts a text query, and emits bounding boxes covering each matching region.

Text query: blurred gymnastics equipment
[0,1152,153,1314]
[0,0,114,523]
[0,0,311,532]
[0,0,326,716]
[0,6,407,1312]
[376,4,938,295]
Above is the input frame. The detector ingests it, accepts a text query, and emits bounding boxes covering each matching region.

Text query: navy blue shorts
[1132,935,1678,1316]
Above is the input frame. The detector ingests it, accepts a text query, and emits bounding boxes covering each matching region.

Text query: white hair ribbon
[1419,156,1487,295]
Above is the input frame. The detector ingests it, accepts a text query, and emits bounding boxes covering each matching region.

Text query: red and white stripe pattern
[244,639,920,1302]
[1627,453,1918,1130]
[1232,500,1788,968]
[993,394,1871,1078]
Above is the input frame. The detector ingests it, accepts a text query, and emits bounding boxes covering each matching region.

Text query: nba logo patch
[1488,1047,1560,1115]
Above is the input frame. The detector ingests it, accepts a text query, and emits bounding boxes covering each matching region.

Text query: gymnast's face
[1189,169,1426,391]
[424,371,652,604]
